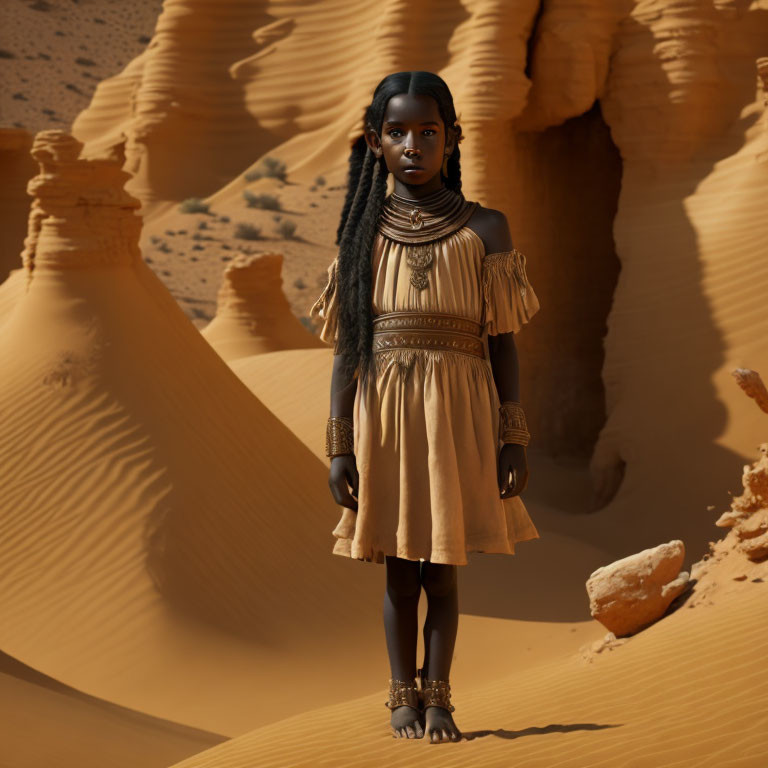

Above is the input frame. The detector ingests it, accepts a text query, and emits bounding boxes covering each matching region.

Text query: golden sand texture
[0,652,224,768]
[167,573,768,768]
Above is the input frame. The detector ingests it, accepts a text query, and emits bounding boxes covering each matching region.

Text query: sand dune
[0,652,223,768]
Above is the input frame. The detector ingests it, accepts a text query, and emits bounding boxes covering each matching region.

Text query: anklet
[385,678,420,712]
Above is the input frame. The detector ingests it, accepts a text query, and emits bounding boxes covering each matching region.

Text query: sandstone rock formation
[587,540,690,637]
[201,252,324,361]
[732,367,768,416]
[709,369,768,562]
[715,443,768,561]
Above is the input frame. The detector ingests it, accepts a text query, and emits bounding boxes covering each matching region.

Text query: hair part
[334,71,464,389]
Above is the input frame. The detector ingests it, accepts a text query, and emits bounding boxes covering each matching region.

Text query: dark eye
[388,129,403,137]
[424,129,436,136]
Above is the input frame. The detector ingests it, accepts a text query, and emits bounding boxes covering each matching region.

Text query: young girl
[310,71,540,744]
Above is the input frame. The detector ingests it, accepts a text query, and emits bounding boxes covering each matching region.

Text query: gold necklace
[378,187,478,291]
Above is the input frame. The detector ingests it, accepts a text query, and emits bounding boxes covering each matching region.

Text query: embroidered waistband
[372,311,485,359]
[373,311,482,335]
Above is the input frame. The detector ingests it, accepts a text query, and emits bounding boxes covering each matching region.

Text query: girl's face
[365,93,455,194]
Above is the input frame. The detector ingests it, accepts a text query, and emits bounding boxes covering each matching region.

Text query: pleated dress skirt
[310,224,541,566]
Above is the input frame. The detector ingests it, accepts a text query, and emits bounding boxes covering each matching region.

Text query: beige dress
[310,223,541,565]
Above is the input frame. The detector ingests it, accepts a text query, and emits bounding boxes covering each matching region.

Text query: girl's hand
[329,454,360,512]
[498,443,529,498]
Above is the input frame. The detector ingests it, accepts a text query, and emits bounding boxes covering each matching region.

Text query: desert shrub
[294,276,306,290]
[243,190,281,210]
[244,156,287,183]
[276,219,297,239]
[260,156,287,181]
[234,222,262,240]
[179,197,210,214]
[315,176,325,186]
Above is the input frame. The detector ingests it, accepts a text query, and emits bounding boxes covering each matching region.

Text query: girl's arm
[328,354,359,511]
[330,353,358,418]
[472,205,531,497]
[488,332,520,403]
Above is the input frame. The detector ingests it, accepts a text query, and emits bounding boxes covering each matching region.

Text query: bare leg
[420,560,461,742]
[383,555,424,739]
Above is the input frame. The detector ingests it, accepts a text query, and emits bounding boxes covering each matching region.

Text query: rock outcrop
[715,443,768,562]
[587,540,690,637]
[201,252,324,361]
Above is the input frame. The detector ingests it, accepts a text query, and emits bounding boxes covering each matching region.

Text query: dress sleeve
[309,256,340,347]
[481,247,540,335]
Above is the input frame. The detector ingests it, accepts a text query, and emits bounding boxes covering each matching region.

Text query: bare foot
[390,704,424,739]
[425,706,462,743]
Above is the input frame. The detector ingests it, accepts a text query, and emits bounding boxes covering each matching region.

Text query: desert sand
[1,1,767,766]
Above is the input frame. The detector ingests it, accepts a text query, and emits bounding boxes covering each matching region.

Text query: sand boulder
[587,540,690,637]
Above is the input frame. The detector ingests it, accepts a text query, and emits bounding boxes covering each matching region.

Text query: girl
[310,71,541,743]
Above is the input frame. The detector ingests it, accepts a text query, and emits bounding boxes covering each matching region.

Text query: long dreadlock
[334,71,465,389]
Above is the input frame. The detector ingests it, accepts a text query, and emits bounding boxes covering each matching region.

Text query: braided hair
[333,71,465,389]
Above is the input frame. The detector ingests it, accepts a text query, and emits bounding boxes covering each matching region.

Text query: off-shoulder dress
[310,223,541,565]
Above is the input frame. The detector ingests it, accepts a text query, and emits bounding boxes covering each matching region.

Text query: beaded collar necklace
[378,186,478,244]
[376,186,478,291]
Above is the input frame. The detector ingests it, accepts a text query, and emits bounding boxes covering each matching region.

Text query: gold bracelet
[499,400,530,446]
[326,416,354,457]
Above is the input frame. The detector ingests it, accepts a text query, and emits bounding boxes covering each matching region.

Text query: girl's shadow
[460,721,622,742]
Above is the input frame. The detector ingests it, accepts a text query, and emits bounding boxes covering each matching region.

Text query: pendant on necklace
[406,243,433,290]
[409,208,424,230]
